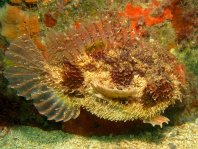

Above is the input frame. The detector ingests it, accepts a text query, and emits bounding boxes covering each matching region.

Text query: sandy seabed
[0,120,198,149]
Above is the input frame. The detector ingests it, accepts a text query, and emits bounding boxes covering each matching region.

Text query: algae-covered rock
[174,46,198,76]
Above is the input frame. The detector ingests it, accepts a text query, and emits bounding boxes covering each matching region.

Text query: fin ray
[5,35,80,122]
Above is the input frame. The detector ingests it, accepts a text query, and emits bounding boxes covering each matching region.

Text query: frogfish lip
[91,80,142,99]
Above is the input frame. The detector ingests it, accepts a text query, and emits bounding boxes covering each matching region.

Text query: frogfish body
[4,13,184,127]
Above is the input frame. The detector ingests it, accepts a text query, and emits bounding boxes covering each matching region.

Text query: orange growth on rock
[1,4,25,24]
[145,8,172,26]
[125,4,144,19]
[1,24,18,41]
[0,4,25,40]
[0,4,40,41]
[74,21,81,29]
[18,15,40,36]
[124,0,172,37]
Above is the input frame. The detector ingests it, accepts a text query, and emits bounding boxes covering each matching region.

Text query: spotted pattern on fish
[4,13,184,123]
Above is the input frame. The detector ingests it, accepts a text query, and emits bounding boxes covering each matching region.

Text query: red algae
[123,0,172,37]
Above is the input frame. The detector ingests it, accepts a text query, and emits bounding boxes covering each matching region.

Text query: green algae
[171,44,198,77]
[1,123,198,149]
[177,46,198,76]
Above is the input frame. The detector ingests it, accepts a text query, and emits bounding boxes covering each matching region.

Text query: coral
[0,4,40,41]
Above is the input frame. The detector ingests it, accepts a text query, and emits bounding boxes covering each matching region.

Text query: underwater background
[0,0,197,148]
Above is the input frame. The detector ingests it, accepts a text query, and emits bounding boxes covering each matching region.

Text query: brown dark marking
[142,78,174,106]
[111,63,134,86]
[62,61,84,90]
[106,49,137,87]
[119,48,137,66]
[83,63,97,72]
[103,57,116,65]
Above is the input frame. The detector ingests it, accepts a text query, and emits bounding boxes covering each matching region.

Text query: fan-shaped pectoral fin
[4,34,46,100]
[4,34,80,122]
[32,89,80,122]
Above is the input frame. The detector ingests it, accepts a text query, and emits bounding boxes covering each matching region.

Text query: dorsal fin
[44,12,132,66]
